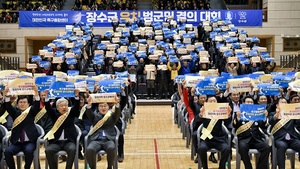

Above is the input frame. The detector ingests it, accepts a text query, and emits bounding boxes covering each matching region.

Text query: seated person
[233,96,270,169]
[269,97,300,169]
[3,86,40,169]
[43,89,80,169]
[197,96,232,169]
[85,94,121,169]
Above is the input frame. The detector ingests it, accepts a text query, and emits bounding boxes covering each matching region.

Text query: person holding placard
[105,58,115,74]
[85,93,121,169]
[233,96,270,169]
[178,81,218,164]
[167,60,181,95]
[226,62,239,76]
[74,93,92,160]
[43,89,80,169]
[156,61,169,100]
[3,85,41,169]
[197,96,232,169]
[144,61,157,100]
[34,91,53,135]
[0,91,14,131]
[269,98,300,169]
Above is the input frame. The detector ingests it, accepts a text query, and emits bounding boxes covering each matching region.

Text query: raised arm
[86,95,95,123]
[70,89,80,117]
[43,90,58,121]
[3,87,17,117]
[31,85,42,116]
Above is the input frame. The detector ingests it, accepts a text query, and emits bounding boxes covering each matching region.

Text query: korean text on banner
[8,78,35,95]
[228,78,251,93]
[19,10,263,28]
[239,104,266,121]
[89,93,117,103]
[203,103,229,119]
[279,104,300,119]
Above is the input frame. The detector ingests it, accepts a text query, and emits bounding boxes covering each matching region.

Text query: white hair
[56,98,68,107]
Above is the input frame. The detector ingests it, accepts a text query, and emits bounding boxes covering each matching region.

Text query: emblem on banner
[225,11,233,21]
[238,11,247,20]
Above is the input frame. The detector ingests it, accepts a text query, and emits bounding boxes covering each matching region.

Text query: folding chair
[0,125,8,169]
[234,128,270,169]
[269,126,297,169]
[197,123,231,169]
[4,124,44,169]
[84,126,120,169]
[45,125,81,169]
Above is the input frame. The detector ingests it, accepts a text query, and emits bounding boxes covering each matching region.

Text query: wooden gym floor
[34,105,300,169]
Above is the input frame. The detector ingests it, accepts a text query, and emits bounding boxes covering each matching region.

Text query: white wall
[239,0,300,64]
[1,0,300,68]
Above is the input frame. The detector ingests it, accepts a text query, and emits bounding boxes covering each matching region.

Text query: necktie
[20,130,25,143]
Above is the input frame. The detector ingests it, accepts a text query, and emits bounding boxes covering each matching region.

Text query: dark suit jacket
[227,100,242,130]
[86,105,121,142]
[5,99,40,144]
[45,98,80,144]
[0,102,13,130]
[269,111,300,141]
[34,102,53,134]
[199,117,231,143]
[233,112,267,143]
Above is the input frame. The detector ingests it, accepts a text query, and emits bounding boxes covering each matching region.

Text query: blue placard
[49,81,75,98]
[19,10,262,28]
[31,55,42,63]
[273,75,293,88]
[195,79,216,95]
[115,71,128,78]
[215,77,228,90]
[67,70,80,76]
[239,57,250,65]
[99,80,122,93]
[35,76,56,91]
[86,79,96,91]
[170,57,179,63]
[174,75,185,84]
[257,83,280,96]
[55,50,65,57]
[240,104,266,121]
[285,72,296,77]
[39,61,51,68]
[127,59,138,66]
[66,58,77,65]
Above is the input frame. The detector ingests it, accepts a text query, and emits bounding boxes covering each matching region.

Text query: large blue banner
[240,104,266,121]
[19,10,262,27]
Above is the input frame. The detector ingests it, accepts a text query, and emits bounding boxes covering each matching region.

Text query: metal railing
[280,52,300,68]
[0,54,20,70]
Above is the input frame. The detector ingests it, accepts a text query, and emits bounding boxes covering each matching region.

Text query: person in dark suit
[74,93,92,160]
[44,89,80,169]
[85,94,121,169]
[233,96,271,169]
[3,86,40,169]
[35,91,53,135]
[269,97,300,169]
[0,90,14,130]
[197,96,232,169]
